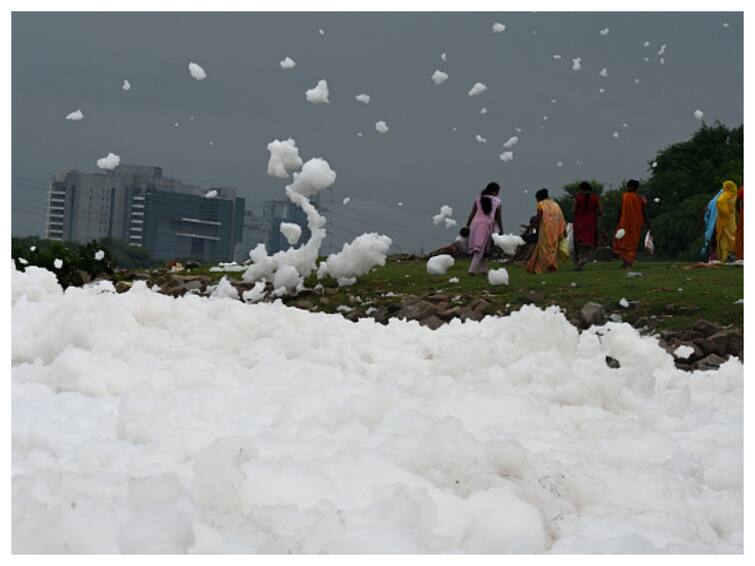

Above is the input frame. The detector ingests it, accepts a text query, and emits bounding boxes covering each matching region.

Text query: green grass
[178,257,743,332]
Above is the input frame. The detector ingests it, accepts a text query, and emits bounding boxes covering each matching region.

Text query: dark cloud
[12,11,743,253]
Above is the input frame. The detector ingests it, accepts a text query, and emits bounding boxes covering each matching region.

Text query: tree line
[554,122,743,260]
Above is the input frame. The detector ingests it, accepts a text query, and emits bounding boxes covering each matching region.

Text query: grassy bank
[181,257,743,332]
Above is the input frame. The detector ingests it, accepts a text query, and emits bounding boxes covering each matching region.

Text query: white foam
[188,62,207,80]
[426,255,455,275]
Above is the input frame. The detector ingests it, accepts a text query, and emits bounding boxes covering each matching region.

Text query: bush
[12,237,117,288]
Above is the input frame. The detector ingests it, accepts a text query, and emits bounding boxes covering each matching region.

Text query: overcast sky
[11,11,743,254]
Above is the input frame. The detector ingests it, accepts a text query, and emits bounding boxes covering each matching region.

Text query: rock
[727,328,744,355]
[579,302,605,328]
[324,287,339,295]
[385,303,402,315]
[370,308,389,324]
[691,319,719,337]
[420,315,444,330]
[319,297,331,305]
[185,278,207,292]
[708,331,732,357]
[438,306,460,320]
[675,330,705,342]
[692,337,726,358]
[704,328,743,357]
[295,300,314,309]
[473,299,493,314]
[115,281,133,293]
[605,356,621,369]
[74,269,93,285]
[397,300,437,321]
[458,307,483,322]
[694,353,727,371]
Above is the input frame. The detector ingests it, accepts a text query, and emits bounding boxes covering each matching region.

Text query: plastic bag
[565,223,575,255]
[644,231,655,255]
[557,237,570,261]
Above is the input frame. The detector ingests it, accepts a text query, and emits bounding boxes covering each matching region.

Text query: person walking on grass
[715,180,739,263]
[526,188,566,274]
[612,179,651,268]
[572,181,603,270]
[465,182,502,275]
[700,186,723,260]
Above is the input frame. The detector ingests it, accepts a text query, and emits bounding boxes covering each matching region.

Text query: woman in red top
[572,181,603,270]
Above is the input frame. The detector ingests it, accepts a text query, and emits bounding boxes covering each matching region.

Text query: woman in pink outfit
[465,182,503,275]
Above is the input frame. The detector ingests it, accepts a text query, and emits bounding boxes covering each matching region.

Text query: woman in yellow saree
[526,188,567,274]
[715,180,738,262]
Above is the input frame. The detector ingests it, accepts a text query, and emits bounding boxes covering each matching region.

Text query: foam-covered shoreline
[12,266,743,553]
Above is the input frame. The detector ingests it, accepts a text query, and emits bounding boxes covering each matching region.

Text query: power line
[322,206,447,244]
[326,203,450,242]
[336,203,440,236]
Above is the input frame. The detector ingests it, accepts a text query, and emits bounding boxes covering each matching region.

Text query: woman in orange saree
[613,179,650,267]
[526,188,566,274]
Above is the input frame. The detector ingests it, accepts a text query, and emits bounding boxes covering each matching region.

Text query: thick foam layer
[12,266,743,553]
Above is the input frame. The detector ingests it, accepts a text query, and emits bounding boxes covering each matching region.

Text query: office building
[45,164,244,262]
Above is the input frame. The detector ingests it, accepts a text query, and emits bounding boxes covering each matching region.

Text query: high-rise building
[45,164,244,263]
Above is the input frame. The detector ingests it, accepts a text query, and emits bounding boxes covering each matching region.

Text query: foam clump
[431,70,449,85]
[188,62,206,80]
[273,265,300,293]
[279,222,302,246]
[487,268,509,286]
[318,233,392,284]
[492,233,525,255]
[305,80,330,104]
[266,138,303,178]
[96,152,121,170]
[468,82,487,96]
[432,205,454,226]
[209,276,239,300]
[426,254,455,275]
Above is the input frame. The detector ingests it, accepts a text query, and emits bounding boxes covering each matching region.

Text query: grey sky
[12,11,743,254]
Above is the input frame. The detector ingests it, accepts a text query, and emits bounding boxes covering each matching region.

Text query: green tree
[554,123,743,259]
[643,122,743,259]
[98,237,156,269]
